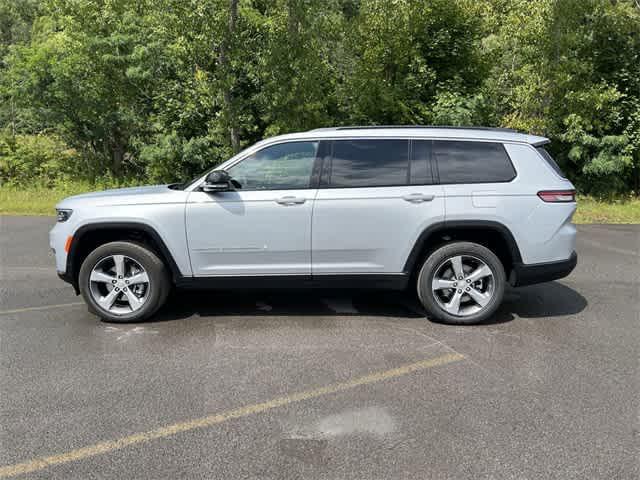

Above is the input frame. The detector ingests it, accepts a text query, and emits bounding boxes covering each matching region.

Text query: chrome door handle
[402,193,435,203]
[276,196,306,206]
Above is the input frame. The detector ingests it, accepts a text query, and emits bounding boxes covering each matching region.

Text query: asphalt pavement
[0,216,638,479]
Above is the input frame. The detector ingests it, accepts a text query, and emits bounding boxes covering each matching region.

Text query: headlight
[56,209,73,222]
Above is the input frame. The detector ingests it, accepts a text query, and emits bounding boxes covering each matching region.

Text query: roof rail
[309,125,519,133]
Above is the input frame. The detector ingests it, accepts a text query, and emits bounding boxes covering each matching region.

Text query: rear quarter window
[536,146,566,178]
[433,140,516,184]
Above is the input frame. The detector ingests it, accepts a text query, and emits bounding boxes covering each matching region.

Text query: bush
[139,133,224,184]
[0,134,80,185]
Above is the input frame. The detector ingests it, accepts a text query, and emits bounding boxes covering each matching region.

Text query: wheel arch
[403,221,523,281]
[66,222,181,294]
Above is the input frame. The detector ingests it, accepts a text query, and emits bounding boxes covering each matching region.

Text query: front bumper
[49,221,74,272]
[50,219,81,293]
[511,251,577,287]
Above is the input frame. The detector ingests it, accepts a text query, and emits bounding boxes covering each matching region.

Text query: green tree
[339,0,484,125]
[5,0,159,176]
[550,0,640,193]
[480,0,640,194]
[0,0,43,136]
[1,0,639,195]
[253,0,343,135]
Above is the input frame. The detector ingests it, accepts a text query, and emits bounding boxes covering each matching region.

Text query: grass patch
[0,181,139,215]
[1,184,639,223]
[1,186,79,215]
[572,195,640,224]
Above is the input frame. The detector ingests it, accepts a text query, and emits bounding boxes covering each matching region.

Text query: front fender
[64,221,189,293]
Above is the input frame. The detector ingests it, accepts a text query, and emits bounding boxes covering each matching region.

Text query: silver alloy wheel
[89,255,150,315]
[431,255,495,317]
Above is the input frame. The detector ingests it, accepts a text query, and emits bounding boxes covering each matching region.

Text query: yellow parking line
[0,352,464,478]
[0,302,84,316]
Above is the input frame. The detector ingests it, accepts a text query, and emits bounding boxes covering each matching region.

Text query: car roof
[260,126,548,146]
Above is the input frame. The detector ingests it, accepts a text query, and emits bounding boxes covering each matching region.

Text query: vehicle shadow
[503,281,588,317]
[150,281,587,326]
[484,281,588,325]
[153,289,424,324]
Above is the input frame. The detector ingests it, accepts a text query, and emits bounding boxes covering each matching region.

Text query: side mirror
[202,170,233,193]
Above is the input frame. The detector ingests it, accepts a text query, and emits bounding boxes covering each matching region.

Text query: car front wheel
[417,241,505,325]
[79,241,170,322]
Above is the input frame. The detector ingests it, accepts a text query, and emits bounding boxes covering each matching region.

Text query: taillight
[537,190,576,203]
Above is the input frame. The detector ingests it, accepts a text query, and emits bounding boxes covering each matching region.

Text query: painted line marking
[0,302,84,316]
[0,352,464,478]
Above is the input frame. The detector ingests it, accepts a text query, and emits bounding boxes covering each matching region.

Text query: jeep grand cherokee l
[50,126,577,325]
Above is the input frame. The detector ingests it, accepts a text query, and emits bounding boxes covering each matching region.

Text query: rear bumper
[511,251,577,287]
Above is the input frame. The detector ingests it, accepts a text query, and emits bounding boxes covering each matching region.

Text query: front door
[186,141,319,276]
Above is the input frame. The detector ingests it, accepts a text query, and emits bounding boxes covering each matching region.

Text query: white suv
[50,126,577,325]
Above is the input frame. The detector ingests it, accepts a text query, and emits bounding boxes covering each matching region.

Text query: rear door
[311,138,445,275]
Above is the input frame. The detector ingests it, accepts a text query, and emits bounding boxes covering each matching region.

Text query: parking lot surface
[1,216,638,479]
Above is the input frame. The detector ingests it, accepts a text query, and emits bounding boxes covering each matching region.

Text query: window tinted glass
[329,139,409,187]
[410,140,434,185]
[536,146,566,178]
[434,141,515,183]
[228,141,318,190]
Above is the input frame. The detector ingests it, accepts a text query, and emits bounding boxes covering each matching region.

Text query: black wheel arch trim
[64,222,183,294]
[403,220,523,275]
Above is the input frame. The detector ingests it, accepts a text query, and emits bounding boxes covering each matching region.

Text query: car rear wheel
[417,242,505,325]
[79,241,170,322]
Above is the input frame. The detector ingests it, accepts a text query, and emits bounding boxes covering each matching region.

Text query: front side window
[433,140,516,184]
[328,139,409,188]
[228,141,318,190]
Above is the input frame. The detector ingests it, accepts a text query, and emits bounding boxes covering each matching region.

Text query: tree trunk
[110,133,126,177]
[635,156,640,194]
[10,95,16,140]
[112,142,124,177]
[219,0,240,153]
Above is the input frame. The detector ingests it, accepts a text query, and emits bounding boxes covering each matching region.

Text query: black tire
[79,241,171,323]
[417,241,505,325]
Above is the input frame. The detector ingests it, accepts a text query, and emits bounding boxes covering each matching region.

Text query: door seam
[310,188,320,277]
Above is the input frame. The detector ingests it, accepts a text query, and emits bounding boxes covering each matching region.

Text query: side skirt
[175,274,409,291]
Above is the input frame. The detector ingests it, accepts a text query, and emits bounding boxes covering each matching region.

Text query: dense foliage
[1,0,639,195]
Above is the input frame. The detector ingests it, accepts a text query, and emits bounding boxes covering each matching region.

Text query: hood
[56,184,186,208]
[66,185,171,200]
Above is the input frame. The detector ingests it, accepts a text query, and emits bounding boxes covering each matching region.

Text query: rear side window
[328,139,409,187]
[433,140,516,184]
[536,146,566,178]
